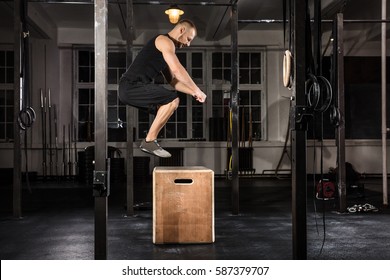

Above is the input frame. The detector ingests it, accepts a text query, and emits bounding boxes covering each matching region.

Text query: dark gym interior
[1,0,390,263]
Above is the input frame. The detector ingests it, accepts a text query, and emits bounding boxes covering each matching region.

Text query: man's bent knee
[170,97,180,110]
[167,97,180,111]
[156,97,180,113]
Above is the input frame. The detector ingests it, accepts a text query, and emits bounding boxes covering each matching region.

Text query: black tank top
[122,34,174,83]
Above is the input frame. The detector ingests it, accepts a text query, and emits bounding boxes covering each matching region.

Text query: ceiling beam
[204,6,230,41]
[28,3,57,39]
[27,0,233,6]
[109,3,127,41]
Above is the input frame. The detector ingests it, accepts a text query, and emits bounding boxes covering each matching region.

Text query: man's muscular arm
[156,35,206,103]
[161,68,200,100]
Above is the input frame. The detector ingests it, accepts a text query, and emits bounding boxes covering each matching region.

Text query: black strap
[305,0,314,75]
[283,0,286,49]
[20,0,33,192]
[19,0,35,130]
[283,0,293,51]
[289,0,292,51]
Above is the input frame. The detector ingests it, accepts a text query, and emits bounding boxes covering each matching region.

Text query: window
[0,50,14,141]
[78,88,94,141]
[239,90,262,141]
[75,49,127,142]
[76,50,94,142]
[210,50,264,141]
[143,51,205,140]
[239,52,262,85]
[212,52,231,84]
[74,48,265,142]
[107,52,126,142]
[190,52,205,139]
[78,50,94,83]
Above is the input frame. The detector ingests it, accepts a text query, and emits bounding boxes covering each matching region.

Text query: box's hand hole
[174,178,193,185]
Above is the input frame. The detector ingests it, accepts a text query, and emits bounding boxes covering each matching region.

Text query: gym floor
[0,176,389,260]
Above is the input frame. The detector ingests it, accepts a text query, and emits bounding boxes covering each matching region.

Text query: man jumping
[119,19,206,158]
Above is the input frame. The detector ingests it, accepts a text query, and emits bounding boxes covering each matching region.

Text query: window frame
[73,46,267,143]
[207,47,267,141]
[0,47,14,142]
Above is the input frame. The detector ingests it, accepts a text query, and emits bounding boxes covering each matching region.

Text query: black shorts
[118,78,178,115]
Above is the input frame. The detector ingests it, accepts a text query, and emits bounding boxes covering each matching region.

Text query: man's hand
[193,91,207,103]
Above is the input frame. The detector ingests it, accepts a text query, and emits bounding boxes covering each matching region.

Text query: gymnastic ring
[306,73,320,109]
[330,105,341,127]
[18,107,36,130]
[315,76,333,113]
[283,50,292,89]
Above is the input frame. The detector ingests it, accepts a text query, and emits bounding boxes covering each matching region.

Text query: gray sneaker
[140,139,172,158]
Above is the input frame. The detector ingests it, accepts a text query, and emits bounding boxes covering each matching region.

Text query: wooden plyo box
[153,166,214,244]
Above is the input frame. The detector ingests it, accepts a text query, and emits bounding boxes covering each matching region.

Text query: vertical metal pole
[313,0,321,76]
[126,0,134,217]
[381,0,388,206]
[334,14,347,213]
[291,0,307,260]
[230,2,239,215]
[94,0,108,260]
[13,0,22,219]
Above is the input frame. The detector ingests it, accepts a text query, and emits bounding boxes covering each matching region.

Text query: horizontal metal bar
[238,19,286,24]
[239,19,390,24]
[342,19,390,23]
[133,1,234,6]
[26,0,93,3]
[27,0,234,6]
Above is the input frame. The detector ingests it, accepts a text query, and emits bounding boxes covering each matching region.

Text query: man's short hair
[178,19,197,35]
